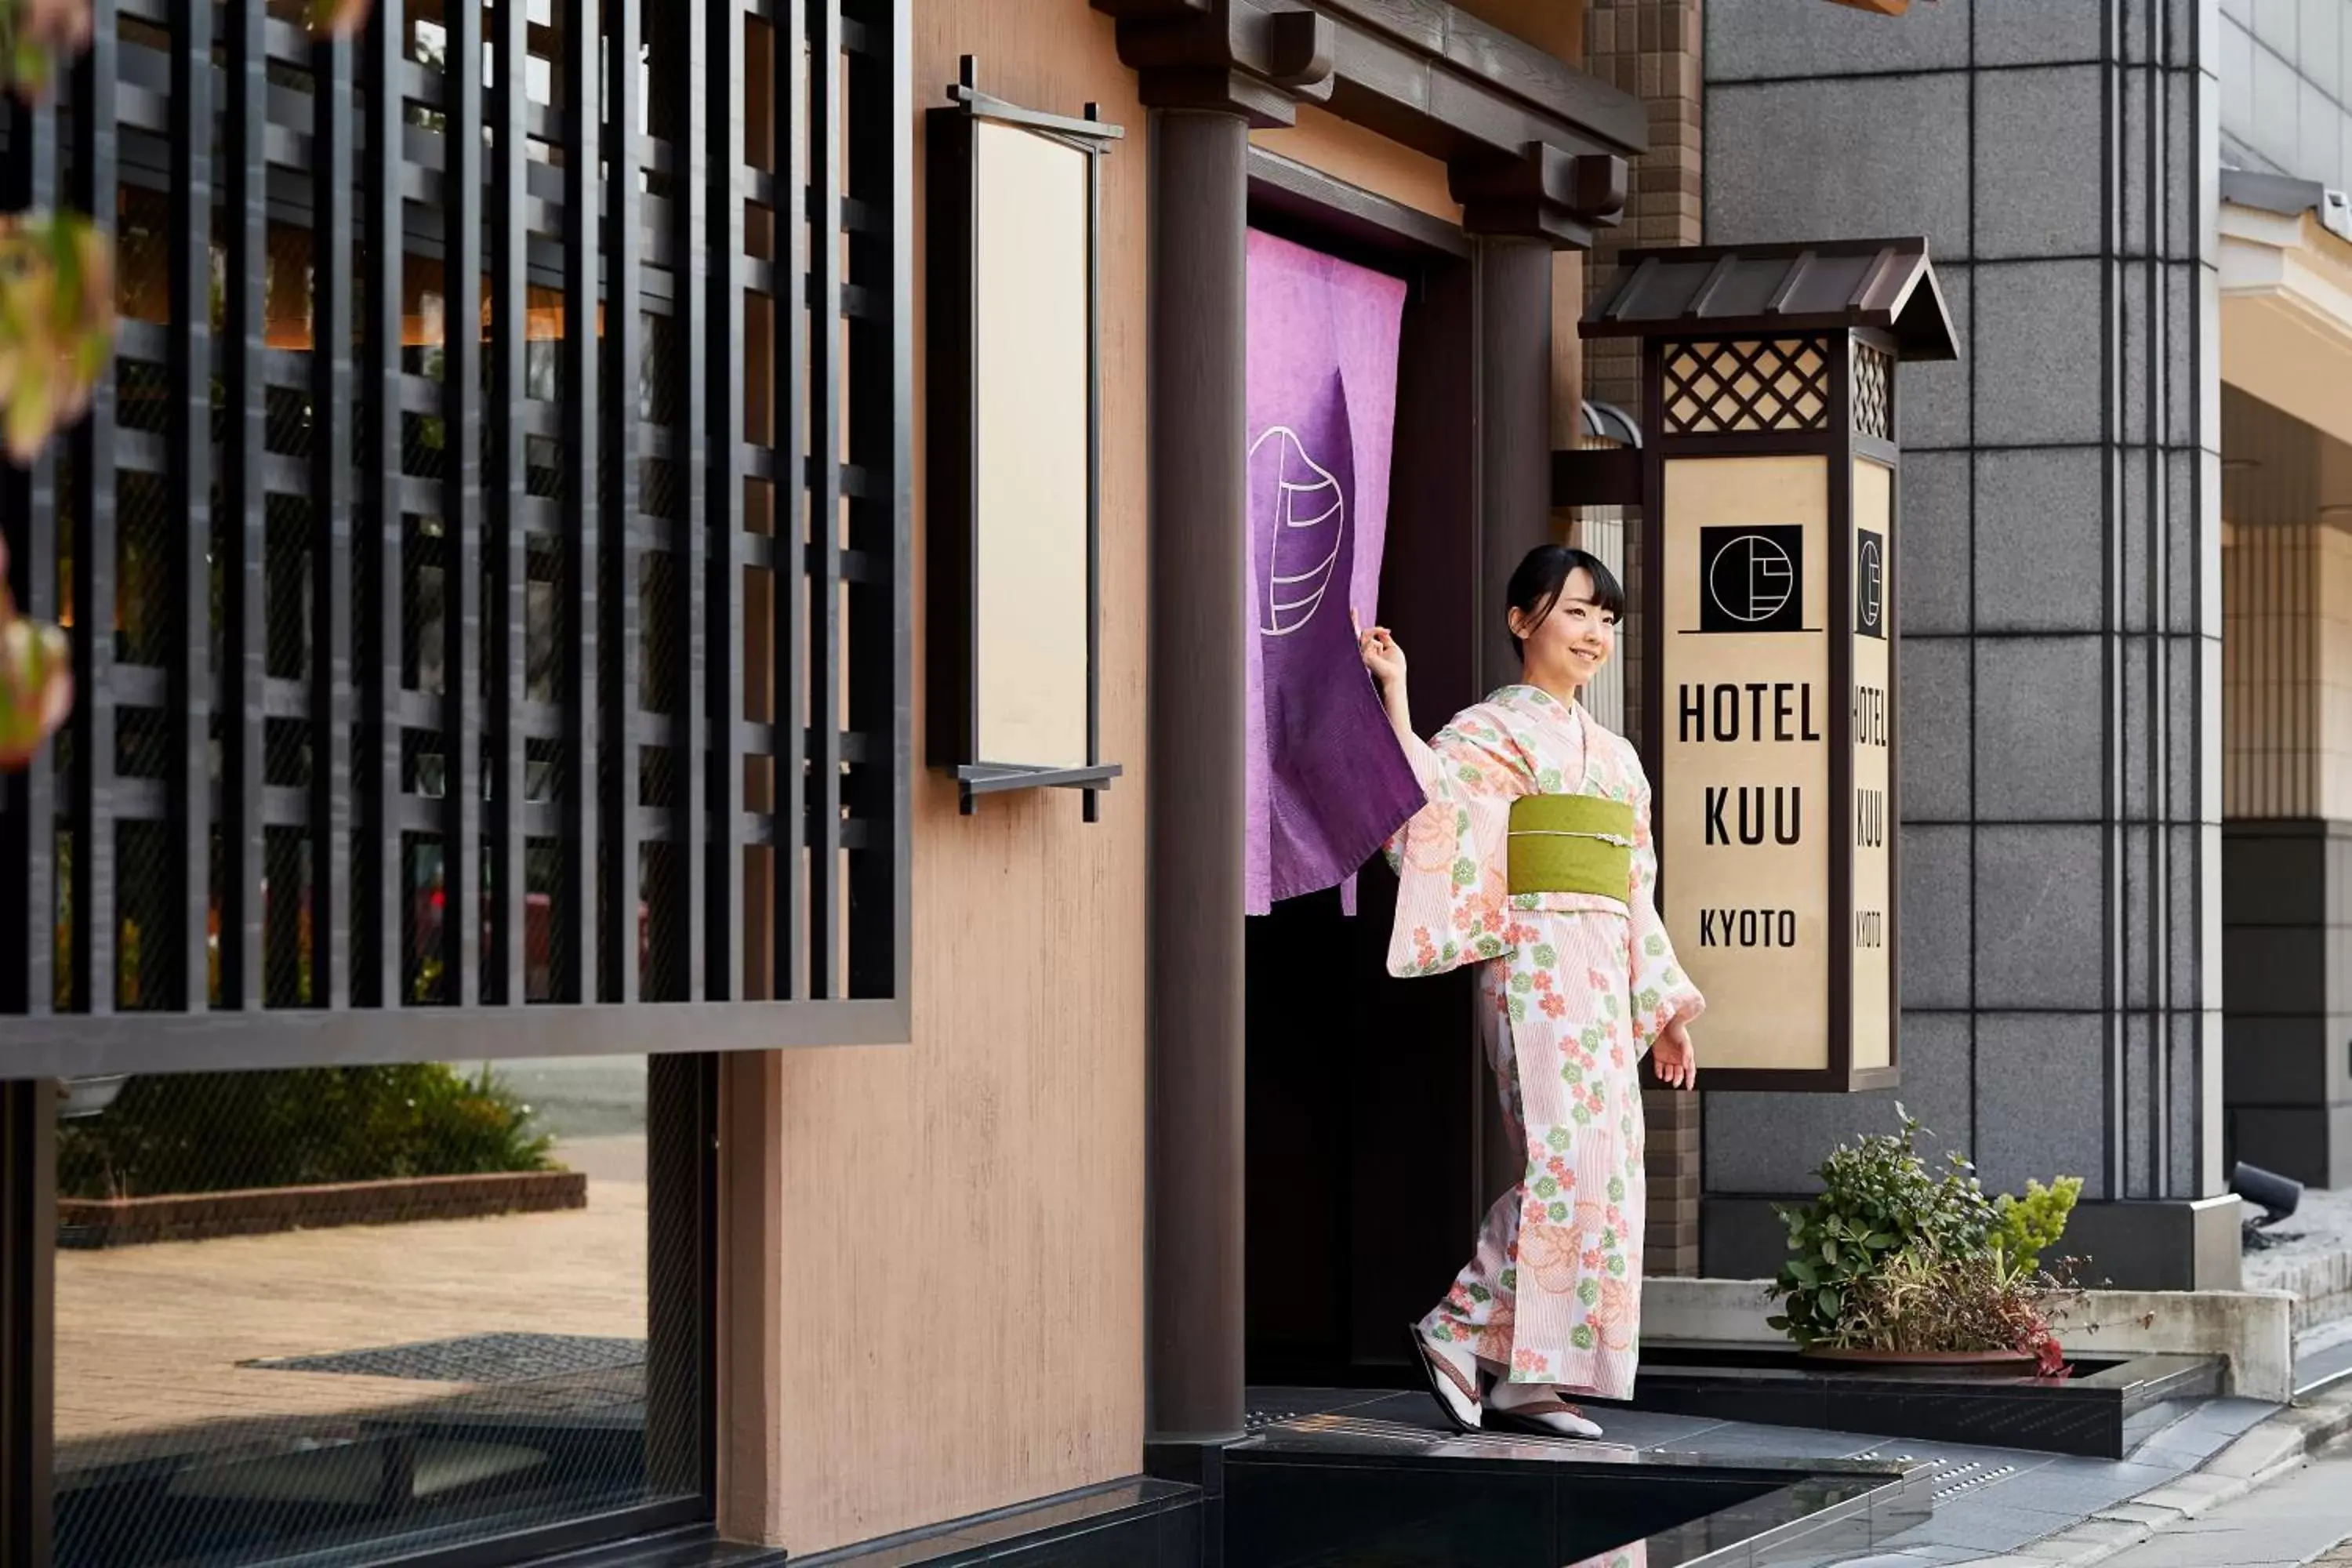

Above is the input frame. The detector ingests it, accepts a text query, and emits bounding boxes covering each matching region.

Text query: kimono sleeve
[1382,722,1523,979]
[1627,761,1705,1056]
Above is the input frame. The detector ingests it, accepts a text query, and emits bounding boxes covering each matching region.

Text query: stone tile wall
[2217,0,2352,191]
[1695,0,2226,1250]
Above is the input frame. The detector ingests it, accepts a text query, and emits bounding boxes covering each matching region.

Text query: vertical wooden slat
[605,0,641,1003]
[223,0,267,1008]
[2274,530,2287,815]
[68,0,119,1014]
[840,0,906,998]
[490,0,529,1004]
[675,0,710,1000]
[771,0,806,1000]
[0,95,59,1016]
[808,0,841,997]
[2249,533,2267,818]
[2288,528,2298,814]
[563,0,600,1003]
[168,0,214,1008]
[2253,529,2267,815]
[2237,530,2247,816]
[2267,529,2280,816]
[2242,529,2256,816]
[361,0,405,1006]
[0,1080,56,1566]
[311,27,356,1010]
[707,0,745,1000]
[2303,529,2316,815]
[444,0,483,1006]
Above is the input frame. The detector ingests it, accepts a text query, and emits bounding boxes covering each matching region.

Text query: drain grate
[1245,1410,1303,1430]
[1853,1450,2018,1501]
[246,1333,647,1385]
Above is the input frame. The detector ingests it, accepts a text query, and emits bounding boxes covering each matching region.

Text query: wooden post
[1145,106,1253,1444]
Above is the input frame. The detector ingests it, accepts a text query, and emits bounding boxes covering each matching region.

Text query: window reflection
[53,1057,688,1568]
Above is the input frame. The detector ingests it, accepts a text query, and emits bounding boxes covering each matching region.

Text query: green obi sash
[1507,794,1634,900]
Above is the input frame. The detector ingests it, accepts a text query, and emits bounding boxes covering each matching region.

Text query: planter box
[1593,1342,2222,1460]
[57,1169,587,1249]
[1643,1276,2296,1403]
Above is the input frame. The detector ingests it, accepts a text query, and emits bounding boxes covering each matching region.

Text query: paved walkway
[2080,1438,2352,1568]
[55,1135,648,1476]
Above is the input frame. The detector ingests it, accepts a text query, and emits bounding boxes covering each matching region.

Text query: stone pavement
[2022,1433,2352,1568]
[53,1134,648,1477]
[1923,1384,2352,1568]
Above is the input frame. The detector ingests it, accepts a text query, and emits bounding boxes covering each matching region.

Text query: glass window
[52,1056,704,1568]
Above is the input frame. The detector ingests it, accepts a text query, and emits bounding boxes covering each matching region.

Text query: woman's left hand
[1652,1018,1697,1091]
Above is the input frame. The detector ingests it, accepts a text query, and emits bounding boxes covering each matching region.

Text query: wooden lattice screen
[0,0,910,1076]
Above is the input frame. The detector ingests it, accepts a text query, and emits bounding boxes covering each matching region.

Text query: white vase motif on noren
[1250,423,1347,638]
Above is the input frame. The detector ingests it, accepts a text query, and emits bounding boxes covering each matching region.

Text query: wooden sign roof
[1579,237,1961,363]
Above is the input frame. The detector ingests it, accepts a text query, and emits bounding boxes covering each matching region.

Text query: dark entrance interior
[1240,153,1494,1388]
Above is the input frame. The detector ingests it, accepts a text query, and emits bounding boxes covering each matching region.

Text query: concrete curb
[1949,1385,2352,1567]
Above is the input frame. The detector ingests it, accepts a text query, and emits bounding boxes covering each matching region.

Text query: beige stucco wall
[734,2,1152,1552]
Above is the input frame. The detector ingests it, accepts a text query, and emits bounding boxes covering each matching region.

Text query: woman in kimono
[1358,544,1702,1442]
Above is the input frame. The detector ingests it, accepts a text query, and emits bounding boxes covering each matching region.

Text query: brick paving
[54,1137,648,1476]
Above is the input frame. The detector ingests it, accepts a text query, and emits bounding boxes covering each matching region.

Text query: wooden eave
[1581,237,1962,362]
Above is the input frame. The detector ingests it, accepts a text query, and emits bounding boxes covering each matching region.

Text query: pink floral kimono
[1385,684,1703,1402]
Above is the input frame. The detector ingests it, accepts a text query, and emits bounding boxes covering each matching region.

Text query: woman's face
[1511,567,1617,688]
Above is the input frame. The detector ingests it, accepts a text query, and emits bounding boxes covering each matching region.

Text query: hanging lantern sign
[1581,238,1957,1091]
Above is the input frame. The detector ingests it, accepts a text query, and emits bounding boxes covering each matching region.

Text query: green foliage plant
[1993,1175,2084,1276]
[1764,1105,1997,1349]
[57,1063,558,1201]
[1830,1245,2084,1375]
[1764,1107,2088,1374]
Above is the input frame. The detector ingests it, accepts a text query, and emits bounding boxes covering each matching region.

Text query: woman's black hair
[1506,544,1625,656]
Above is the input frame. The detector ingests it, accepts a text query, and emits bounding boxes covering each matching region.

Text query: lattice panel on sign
[1853,340,1892,441]
[1661,338,1831,435]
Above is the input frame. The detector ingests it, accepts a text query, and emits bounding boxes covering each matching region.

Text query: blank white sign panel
[973,119,1091,770]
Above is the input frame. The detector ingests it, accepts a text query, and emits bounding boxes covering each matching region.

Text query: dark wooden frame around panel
[924,60,1123,820]
[0,1081,54,1568]
[1246,147,1472,272]
[1619,336,1896,1097]
[0,0,915,1077]
[1623,335,1902,1095]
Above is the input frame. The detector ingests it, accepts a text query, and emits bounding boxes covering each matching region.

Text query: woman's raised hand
[1354,610,1406,691]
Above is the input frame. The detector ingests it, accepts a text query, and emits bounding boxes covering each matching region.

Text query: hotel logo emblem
[1699,525,1806,633]
[1857,529,1885,640]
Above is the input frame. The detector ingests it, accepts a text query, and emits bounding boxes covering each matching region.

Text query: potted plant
[1764,1108,2085,1376]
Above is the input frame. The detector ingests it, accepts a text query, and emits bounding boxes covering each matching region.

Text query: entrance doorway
[1240,155,1494,1388]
